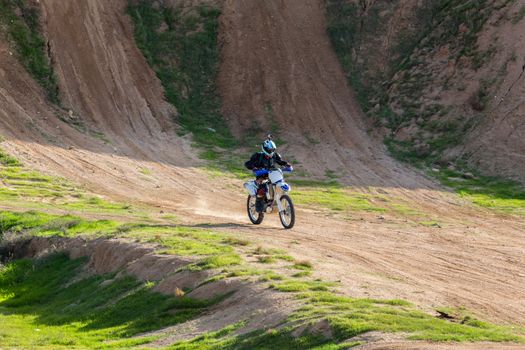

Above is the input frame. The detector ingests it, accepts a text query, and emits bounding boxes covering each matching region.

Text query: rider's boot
[255,186,266,213]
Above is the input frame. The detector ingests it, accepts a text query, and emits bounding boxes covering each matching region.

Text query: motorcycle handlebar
[253,166,293,177]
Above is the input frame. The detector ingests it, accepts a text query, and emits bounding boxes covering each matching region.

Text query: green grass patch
[127,225,233,256]
[292,179,341,188]
[293,260,313,270]
[222,267,283,282]
[139,167,152,175]
[0,148,148,218]
[222,237,250,246]
[291,179,424,218]
[434,168,525,217]
[253,246,281,255]
[196,254,242,270]
[0,211,120,242]
[0,254,215,349]
[257,272,284,282]
[513,4,525,24]
[117,224,245,270]
[293,292,523,343]
[201,149,260,182]
[292,270,312,278]
[128,1,236,152]
[0,148,21,167]
[252,247,294,264]
[170,290,523,348]
[386,202,420,217]
[0,0,59,103]
[61,196,132,212]
[293,182,385,213]
[382,138,525,219]
[168,323,354,349]
[419,220,441,227]
[0,212,246,272]
[275,254,295,262]
[271,280,336,293]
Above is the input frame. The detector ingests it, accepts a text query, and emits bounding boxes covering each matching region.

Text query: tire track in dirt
[200,206,525,327]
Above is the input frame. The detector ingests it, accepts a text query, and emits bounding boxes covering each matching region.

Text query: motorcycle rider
[245,135,291,212]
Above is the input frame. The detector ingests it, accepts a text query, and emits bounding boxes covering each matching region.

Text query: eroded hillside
[0,0,228,214]
[218,0,437,189]
[326,0,525,183]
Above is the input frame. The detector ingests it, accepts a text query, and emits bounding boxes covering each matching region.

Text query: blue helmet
[262,139,276,157]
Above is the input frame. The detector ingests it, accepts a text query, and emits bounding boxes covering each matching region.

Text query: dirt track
[1,0,524,347]
[217,0,525,326]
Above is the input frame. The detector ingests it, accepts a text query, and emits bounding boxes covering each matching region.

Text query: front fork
[270,186,284,213]
[266,185,285,213]
[275,192,284,213]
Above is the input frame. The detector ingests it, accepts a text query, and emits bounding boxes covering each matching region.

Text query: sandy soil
[0,0,524,348]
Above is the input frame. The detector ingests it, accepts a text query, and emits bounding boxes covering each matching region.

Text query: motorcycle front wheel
[247,195,264,224]
[278,195,295,229]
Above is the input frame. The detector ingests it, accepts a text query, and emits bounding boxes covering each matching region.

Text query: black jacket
[245,152,288,171]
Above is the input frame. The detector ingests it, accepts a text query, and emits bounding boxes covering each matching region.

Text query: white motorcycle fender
[244,180,258,196]
[268,170,291,192]
[280,182,291,192]
[268,169,283,184]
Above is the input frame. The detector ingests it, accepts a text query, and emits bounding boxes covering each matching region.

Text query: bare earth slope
[218,0,437,189]
[1,0,228,213]
[330,0,525,184]
[457,4,525,181]
[1,0,525,348]
[41,0,176,159]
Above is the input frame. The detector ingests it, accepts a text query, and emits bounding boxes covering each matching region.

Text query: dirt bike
[244,166,295,229]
